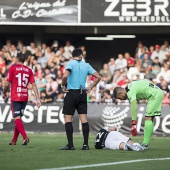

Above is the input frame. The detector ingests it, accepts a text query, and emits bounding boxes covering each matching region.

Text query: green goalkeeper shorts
[146,88,163,117]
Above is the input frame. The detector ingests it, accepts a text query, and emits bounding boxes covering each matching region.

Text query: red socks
[12,126,19,142]
[14,119,27,139]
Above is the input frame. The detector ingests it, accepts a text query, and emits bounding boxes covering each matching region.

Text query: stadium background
[0,0,170,136]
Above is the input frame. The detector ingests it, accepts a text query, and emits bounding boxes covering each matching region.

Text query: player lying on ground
[95,126,144,151]
[113,79,163,150]
[3,53,41,145]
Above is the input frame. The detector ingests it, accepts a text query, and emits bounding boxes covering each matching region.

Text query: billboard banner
[0,0,78,24]
[81,0,170,25]
[0,103,170,136]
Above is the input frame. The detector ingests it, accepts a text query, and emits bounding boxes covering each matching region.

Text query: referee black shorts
[63,90,87,115]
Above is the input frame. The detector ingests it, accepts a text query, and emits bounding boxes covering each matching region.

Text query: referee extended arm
[61,70,70,93]
[86,72,101,93]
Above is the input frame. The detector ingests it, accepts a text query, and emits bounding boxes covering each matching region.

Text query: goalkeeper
[113,80,163,149]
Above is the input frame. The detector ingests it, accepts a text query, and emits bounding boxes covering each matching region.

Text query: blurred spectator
[159,80,170,93]
[3,40,11,51]
[140,53,152,73]
[161,40,170,53]
[124,52,135,68]
[117,74,129,88]
[56,92,64,103]
[41,43,47,56]
[99,63,112,83]
[156,64,170,83]
[101,90,113,104]
[56,70,63,92]
[33,47,40,60]
[113,54,127,83]
[37,51,48,68]
[139,47,149,60]
[0,55,6,76]
[162,91,170,106]
[36,74,47,92]
[51,41,58,53]
[40,91,53,103]
[17,40,23,52]
[156,76,165,88]
[108,58,116,75]
[27,42,36,55]
[4,52,12,70]
[22,45,32,59]
[64,41,75,59]
[10,45,18,57]
[80,45,87,62]
[151,44,167,63]
[29,94,37,104]
[149,46,154,56]
[56,46,67,59]
[35,64,44,79]
[135,41,148,58]
[46,75,58,102]
[127,59,141,80]
[45,47,52,60]
[49,62,57,76]
[44,68,51,79]
[151,57,161,75]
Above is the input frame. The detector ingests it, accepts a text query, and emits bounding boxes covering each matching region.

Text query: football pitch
[0,134,170,170]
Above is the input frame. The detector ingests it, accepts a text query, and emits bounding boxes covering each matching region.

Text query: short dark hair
[113,87,123,98]
[17,53,26,63]
[72,48,83,57]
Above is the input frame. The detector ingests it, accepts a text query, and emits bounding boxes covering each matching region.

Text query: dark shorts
[10,101,27,118]
[63,90,87,115]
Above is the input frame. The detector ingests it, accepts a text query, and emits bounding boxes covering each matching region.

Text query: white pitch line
[39,157,170,170]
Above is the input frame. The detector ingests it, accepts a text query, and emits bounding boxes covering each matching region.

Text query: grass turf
[0,134,170,170]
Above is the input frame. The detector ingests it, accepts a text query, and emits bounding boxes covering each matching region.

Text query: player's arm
[3,67,12,99]
[29,70,41,108]
[86,64,101,93]
[32,83,41,108]
[3,81,10,99]
[61,70,70,93]
[130,100,137,121]
[130,100,138,136]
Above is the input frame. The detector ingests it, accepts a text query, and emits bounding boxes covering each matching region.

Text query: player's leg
[21,102,29,145]
[77,91,89,150]
[142,90,163,148]
[79,114,89,150]
[60,91,75,150]
[12,101,29,145]
[9,101,20,145]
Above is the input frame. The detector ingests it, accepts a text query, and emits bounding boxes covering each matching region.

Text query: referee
[60,48,101,150]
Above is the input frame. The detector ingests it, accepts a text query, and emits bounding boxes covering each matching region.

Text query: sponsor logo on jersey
[17,87,28,93]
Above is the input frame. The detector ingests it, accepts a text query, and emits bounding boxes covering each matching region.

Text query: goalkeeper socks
[12,125,19,142]
[142,120,154,145]
[82,122,89,145]
[65,122,73,147]
[14,119,27,139]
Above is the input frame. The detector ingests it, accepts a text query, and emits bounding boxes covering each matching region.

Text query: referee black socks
[82,122,89,146]
[65,122,73,147]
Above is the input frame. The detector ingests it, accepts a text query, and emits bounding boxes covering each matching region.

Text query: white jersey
[95,127,129,150]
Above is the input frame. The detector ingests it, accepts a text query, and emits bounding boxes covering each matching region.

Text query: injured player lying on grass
[94,126,144,151]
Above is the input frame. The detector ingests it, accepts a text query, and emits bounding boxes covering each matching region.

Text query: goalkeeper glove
[131,120,138,136]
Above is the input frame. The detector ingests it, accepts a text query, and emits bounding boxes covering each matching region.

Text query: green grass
[0,134,170,170]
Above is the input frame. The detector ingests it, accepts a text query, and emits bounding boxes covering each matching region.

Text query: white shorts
[104,131,130,150]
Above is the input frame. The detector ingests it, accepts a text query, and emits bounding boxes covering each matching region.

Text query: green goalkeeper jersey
[126,80,159,121]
